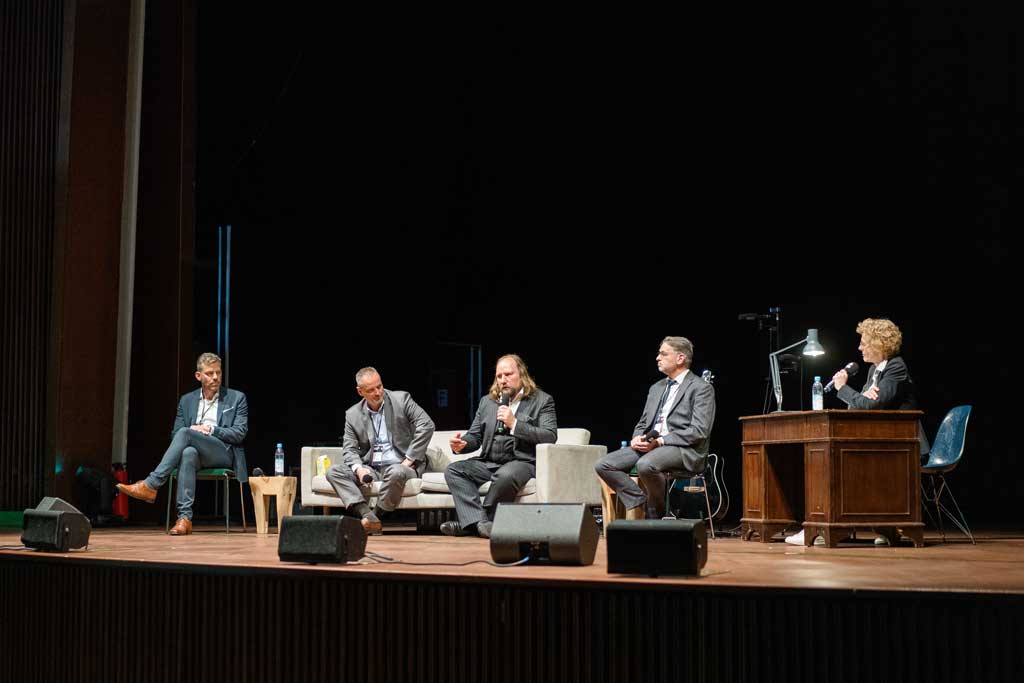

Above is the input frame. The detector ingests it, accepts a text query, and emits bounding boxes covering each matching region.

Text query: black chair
[663,460,716,539]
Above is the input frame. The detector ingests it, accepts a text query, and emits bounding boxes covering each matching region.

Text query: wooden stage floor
[4,524,1023,595]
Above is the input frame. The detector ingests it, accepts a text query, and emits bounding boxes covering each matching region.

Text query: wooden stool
[599,478,645,533]
[248,475,297,535]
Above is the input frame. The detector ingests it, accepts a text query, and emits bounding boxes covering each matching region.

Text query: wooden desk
[248,476,297,535]
[740,410,923,547]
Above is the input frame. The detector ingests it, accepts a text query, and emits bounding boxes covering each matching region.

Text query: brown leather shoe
[361,513,382,535]
[116,480,157,503]
[169,517,192,535]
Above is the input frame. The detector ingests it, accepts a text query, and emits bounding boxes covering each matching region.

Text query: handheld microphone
[361,473,374,484]
[824,362,860,393]
[643,429,660,442]
[496,390,511,435]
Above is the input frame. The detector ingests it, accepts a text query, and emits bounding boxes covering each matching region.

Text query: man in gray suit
[325,367,435,534]
[595,336,715,519]
[117,352,249,535]
[441,354,558,538]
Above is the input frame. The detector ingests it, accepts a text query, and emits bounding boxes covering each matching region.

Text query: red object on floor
[112,463,129,519]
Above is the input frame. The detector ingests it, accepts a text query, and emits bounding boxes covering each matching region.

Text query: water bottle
[621,440,629,450]
[811,376,824,411]
[274,443,285,476]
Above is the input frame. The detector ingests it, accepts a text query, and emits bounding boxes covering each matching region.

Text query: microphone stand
[738,307,782,414]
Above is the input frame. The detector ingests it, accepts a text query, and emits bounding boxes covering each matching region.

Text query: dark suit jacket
[172,387,249,482]
[837,356,929,453]
[836,356,918,410]
[461,390,558,465]
[633,371,716,456]
[341,390,435,475]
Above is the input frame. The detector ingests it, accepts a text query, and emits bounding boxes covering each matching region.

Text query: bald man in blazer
[325,367,435,534]
[595,336,716,519]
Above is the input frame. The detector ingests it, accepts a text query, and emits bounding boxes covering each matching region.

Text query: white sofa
[300,428,606,530]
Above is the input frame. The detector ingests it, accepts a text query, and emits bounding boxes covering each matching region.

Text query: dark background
[188,5,1015,524]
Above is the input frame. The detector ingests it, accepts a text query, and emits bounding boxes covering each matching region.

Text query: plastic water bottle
[811,377,824,411]
[274,443,285,476]
[621,440,629,450]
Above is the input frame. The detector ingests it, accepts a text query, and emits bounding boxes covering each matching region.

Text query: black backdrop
[189,5,1016,525]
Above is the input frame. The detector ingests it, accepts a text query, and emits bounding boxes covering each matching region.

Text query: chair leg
[701,477,716,539]
[224,476,231,533]
[664,478,676,519]
[238,480,247,532]
[165,473,175,532]
[935,474,975,544]
[933,474,947,542]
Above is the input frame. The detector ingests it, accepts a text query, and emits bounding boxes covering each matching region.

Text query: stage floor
[3,524,1023,594]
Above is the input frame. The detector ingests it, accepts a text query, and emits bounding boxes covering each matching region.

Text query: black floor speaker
[22,497,92,552]
[606,519,707,576]
[490,503,599,565]
[278,515,367,563]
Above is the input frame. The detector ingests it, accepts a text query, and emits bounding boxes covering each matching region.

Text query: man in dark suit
[441,354,557,538]
[325,367,435,534]
[117,352,248,535]
[595,336,716,519]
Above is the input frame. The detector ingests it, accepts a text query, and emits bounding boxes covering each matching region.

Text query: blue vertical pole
[224,224,232,387]
[216,225,223,357]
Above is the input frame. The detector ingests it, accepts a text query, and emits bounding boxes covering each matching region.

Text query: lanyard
[368,408,387,445]
[199,395,218,424]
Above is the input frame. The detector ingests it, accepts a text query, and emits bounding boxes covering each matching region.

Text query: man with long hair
[441,354,557,538]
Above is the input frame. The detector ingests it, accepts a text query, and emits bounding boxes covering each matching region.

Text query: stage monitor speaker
[278,515,366,564]
[490,503,599,565]
[606,519,707,576]
[21,497,92,552]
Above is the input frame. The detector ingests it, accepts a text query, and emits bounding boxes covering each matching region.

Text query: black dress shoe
[440,521,468,537]
[476,521,493,538]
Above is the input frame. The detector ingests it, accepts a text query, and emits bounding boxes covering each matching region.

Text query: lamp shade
[802,329,825,356]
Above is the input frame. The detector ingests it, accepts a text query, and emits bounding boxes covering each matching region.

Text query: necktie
[650,379,676,431]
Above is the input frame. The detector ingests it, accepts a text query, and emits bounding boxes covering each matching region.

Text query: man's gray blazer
[341,390,435,474]
[172,387,249,482]
[461,390,558,465]
[633,371,715,456]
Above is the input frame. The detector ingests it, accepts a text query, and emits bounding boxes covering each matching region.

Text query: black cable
[364,551,531,568]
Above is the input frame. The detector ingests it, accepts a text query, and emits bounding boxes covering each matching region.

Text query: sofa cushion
[419,472,535,497]
[425,444,450,473]
[419,472,449,493]
[311,474,422,497]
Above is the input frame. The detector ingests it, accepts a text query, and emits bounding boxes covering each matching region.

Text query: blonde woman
[832,318,920,410]
[788,318,929,547]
